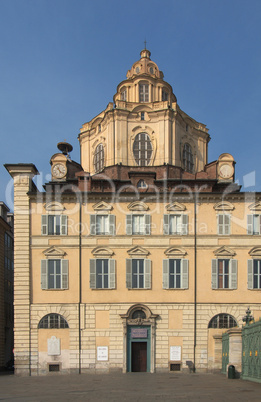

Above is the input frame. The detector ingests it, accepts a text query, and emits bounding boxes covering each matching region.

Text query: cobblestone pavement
[0,372,261,402]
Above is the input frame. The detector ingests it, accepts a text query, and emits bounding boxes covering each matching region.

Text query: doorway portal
[131,342,147,372]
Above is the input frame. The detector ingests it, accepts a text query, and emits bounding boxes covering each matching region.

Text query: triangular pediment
[214,246,236,257]
[249,202,261,212]
[166,202,186,212]
[164,247,187,257]
[128,201,149,211]
[249,247,261,257]
[91,247,114,257]
[44,202,65,212]
[127,246,150,257]
[43,246,66,258]
[214,201,235,211]
[92,201,113,211]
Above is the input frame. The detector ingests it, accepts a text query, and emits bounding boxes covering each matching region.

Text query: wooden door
[131,342,147,372]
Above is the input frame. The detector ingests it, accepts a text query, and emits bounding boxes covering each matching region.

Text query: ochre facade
[5,49,261,375]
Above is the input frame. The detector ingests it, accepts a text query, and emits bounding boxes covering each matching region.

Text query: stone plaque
[170,346,181,361]
[131,328,148,338]
[97,346,108,361]
[48,336,60,356]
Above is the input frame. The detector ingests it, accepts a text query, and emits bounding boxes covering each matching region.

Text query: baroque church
[5,48,261,375]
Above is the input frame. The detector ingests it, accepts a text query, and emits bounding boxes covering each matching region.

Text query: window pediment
[43,246,66,258]
[248,202,261,212]
[127,246,150,257]
[249,247,261,258]
[92,201,113,211]
[166,202,186,212]
[91,247,114,258]
[214,201,235,211]
[164,247,187,257]
[214,246,236,257]
[128,201,149,211]
[44,202,65,212]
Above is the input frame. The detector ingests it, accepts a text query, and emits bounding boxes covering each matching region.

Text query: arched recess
[120,304,158,373]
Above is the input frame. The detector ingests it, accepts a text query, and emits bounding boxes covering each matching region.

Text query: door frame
[127,326,151,372]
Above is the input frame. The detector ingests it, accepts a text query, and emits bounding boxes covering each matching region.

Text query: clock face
[52,163,67,179]
[219,164,233,179]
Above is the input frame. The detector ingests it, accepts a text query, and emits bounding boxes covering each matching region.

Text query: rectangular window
[162,89,168,101]
[141,112,145,120]
[41,215,67,235]
[121,90,126,101]
[41,259,68,290]
[247,214,261,235]
[126,214,151,235]
[126,259,151,289]
[211,259,237,289]
[163,214,188,235]
[90,215,115,235]
[163,259,188,289]
[217,214,230,235]
[89,259,115,289]
[139,84,149,102]
[248,259,261,289]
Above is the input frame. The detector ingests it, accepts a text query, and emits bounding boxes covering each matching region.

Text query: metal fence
[221,332,229,374]
[242,319,261,383]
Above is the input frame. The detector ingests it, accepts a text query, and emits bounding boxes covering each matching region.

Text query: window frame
[247,214,261,235]
[133,132,153,166]
[163,214,188,235]
[90,214,115,236]
[217,214,231,235]
[38,314,69,329]
[163,259,189,289]
[126,258,151,289]
[89,258,116,289]
[208,314,237,329]
[94,143,105,173]
[248,259,261,289]
[183,143,194,173]
[139,83,149,102]
[41,259,68,290]
[211,259,237,289]
[41,215,67,236]
[126,214,151,235]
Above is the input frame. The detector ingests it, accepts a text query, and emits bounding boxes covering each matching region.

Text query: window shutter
[247,215,253,235]
[259,215,261,235]
[144,259,151,289]
[109,259,116,289]
[224,215,230,235]
[211,259,218,289]
[126,259,132,288]
[61,215,67,235]
[61,260,69,289]
[162,259,169,289]
[182,215,188,235]
[41,260,48,289]
[229,259,237,289]
[90,215,96,235]
[163,215,169,235]
[217,214,223,235]
[126,215,132,235]
[145,215,151,235]
[181,259,189,289]
[41,215,48,235]
[90,259,96,289]
[109,215,116,236]
[247,260,253,289]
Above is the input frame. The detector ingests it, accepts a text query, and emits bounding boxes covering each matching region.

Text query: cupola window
[141,112,145,121]
[94,144,104,173]
[139,84,149,102]
[133,133,152,166]
[183,143,194,173]
[121,89,126,101]
[149,67,154,74]
[162,89,169,101]
[136,67,140,74]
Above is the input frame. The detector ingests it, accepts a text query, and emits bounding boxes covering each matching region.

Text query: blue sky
[1,0,261,208]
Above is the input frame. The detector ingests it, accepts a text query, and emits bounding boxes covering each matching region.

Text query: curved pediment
[164,247,187,257]
[127,201,149,211]
[44,202,65,212]
[248,202,261,212]
[165,202,186,212]
[91,247,114,257]
[214,246,236,257]
[214,201,235,211]
[92,201,113,211]
[127,246,150,257]
[43,246,66,258]
[249,247,261,257]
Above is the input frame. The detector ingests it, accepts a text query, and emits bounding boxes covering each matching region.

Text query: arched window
[208,314,237,329]
[183,143,194,173]
[132,310,146,320]
[94,144,104,173]
[133,133,152,166]
[38,314,69,329]
[137,179,147,189]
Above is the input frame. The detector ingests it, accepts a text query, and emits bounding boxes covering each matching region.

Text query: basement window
[49,364,60,372]
[170,363,181,371]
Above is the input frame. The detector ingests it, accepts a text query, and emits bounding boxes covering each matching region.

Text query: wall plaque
[131,328,148,338]
[48,336,60,356]
[97,346,108,361]
[170,346,181,361]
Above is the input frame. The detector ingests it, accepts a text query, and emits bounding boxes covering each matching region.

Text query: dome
[126,48,164,80]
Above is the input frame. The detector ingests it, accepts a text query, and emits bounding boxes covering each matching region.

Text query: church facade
[5,49,261,375]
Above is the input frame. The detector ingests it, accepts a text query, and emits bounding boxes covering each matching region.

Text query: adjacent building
[5,49,261,376]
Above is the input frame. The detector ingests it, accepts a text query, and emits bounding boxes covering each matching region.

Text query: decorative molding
[43,246,66,258]
[44,202,65,212]
[214,201,235,211]
[92,201,113,211]
[248,202,261,212]
[164,247,187,257]
[127,201,149,211]
[214,246,236,257]
[165,202,186,212]
[127,246,150,257]
[249,247,261,258]
[91,246,114,257]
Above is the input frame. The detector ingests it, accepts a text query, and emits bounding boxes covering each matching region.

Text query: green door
[127,326,151,372]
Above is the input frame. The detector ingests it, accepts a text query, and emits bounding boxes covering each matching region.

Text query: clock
[52,163,67,179]
[219,164,233,179]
